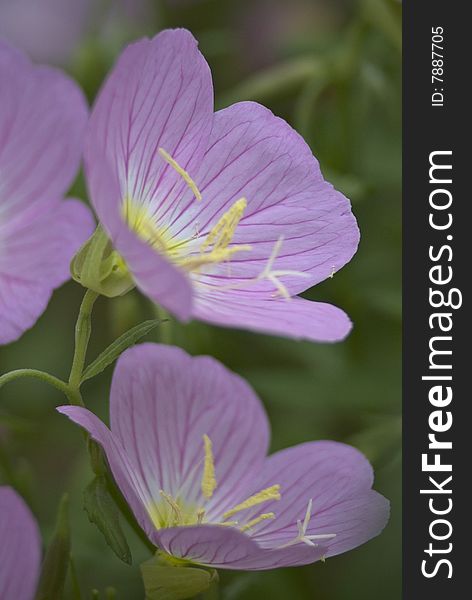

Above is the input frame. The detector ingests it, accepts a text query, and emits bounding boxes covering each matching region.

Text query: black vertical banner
[403,2,468,598]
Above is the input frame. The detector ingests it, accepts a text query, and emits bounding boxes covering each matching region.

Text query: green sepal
[81,319,161,383]
[83,476,132,565]
[35,494,70,600]
[141,554,219,600]
[71,226,134,298]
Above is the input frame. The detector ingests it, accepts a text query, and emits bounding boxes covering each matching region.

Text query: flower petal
[242,442,389,557]
[109,344,270,517]
[56,405,158,542]
[0,39,88,221]
[166,101,359,294]
[156,524,327,570]
[84,152,193,319]
[85,28,213,224]
[193,292,352,342]
[0,486,41,599]
[0,199,94,344]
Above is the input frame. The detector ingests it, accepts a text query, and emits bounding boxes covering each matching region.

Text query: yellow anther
[158,147,202,201]
[240,513,276,532]
[201,198,247,252]
[201,434,217,499]
[223,485,281,520]
[181,244,251,271]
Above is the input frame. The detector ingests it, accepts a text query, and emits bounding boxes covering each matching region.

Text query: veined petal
[193,292,352,342]
[56,405,158,543]
[0,486,41,599]
[156,524,327,570]
[85,28,213,227]
[0,39,88,221]
[84,155,193,319]
[165,101,359,294]
[0,198,94,344]
[244,442,389,557]
[109,344,270,517]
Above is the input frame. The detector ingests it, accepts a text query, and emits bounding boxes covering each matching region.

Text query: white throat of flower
[146,434,336,550]
[121,149,309,298]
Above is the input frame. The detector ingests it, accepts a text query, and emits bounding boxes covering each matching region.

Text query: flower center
[146,434,280,532]
[122,149,309,297]
[145,435,336,549]
[122,149,251,274]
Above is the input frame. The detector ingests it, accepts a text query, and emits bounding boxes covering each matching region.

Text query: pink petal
[194,292,352,342]
[84,154,193,319]
[245,442,390,557]
[156,524,327,570]
[166,101,359,294]
[56,405,158,543]
[0,39,88,221]
[85,28,213,230]
[0,199,94,344]
[0,486,41,599]
[109,344,270,517]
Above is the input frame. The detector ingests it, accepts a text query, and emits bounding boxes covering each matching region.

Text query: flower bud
[71,226,134,298]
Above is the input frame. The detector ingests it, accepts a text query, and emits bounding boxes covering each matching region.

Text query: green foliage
[141,555,218,600]
[83,476,132,565]
[35,495,71,600]
[81,319,162,383]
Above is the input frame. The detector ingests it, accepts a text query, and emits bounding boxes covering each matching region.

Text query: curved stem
[69,289,99,390]
[0,369,70,397]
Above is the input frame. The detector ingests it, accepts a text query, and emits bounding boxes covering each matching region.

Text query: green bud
[141,553,218,600]
[71,226,134,298]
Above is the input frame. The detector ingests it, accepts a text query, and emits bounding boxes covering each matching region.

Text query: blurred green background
[0,0,401,598]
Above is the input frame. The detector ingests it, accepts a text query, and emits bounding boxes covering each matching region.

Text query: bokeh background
[0,0,401,598]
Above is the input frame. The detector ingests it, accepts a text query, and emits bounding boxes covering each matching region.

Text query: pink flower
[84,29,359,342]
[0,41,94,344]
[0,486,41,598]
[59,344,389,570]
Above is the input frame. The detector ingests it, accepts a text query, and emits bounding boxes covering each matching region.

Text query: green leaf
[68,557,82,600]
[83,476,132,565]
[81,319,160,382]
[141,556,218,600]
[35,494,70,600]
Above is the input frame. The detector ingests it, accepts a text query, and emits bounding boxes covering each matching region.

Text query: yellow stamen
[158,147,202,201]
[223,485,281,520]
[181,245,251,271]
[240,513,276,532]
[201,434,217,499]
[201,198,247,252]
[159,490,183,525]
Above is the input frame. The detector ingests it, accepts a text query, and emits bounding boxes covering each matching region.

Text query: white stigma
[277,499,337,549]
[258,236,310,299]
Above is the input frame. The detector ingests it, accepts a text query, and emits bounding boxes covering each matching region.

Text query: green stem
[0,369,70,397]
[68,289,99,390]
